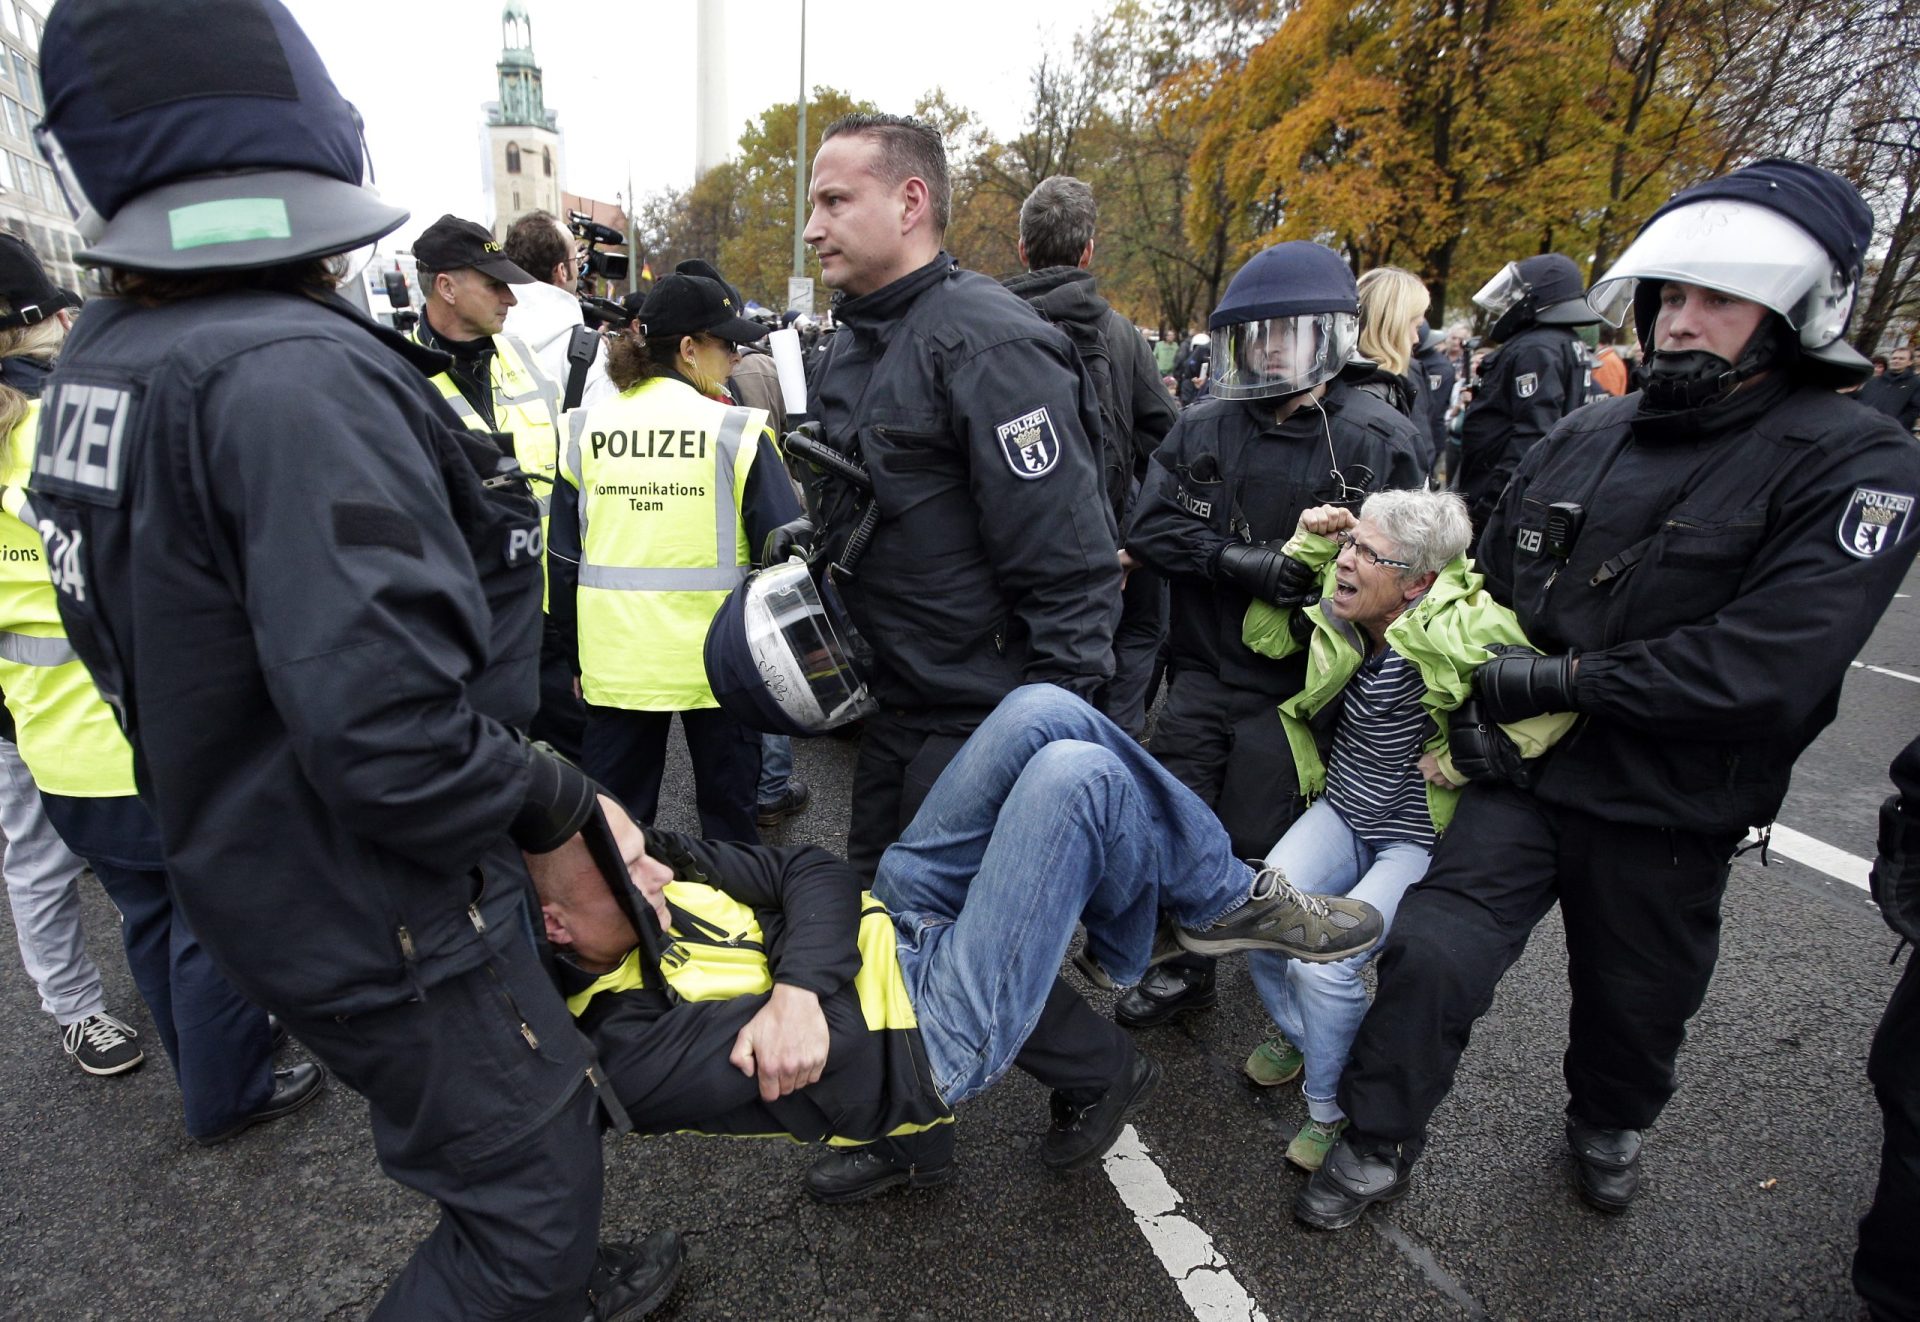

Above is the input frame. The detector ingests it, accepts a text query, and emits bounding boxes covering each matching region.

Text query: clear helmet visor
[31,123,104,240]
[1471,262,1530,319]
[1211,312,1357,400]
[739,560,876,734]
[1587,199,1855,348]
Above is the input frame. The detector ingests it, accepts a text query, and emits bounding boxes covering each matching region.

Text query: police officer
[1453,252,1601,533]
[31,2,682,1315]
[1297,159,1920,1231]
[1119,241,1424,1029]
[1412,321,1455,483]
[549,272,799,843]
[414,214,587,760]
[796,111,1122,1202]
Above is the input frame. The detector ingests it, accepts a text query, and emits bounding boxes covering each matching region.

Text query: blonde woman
[1352,268,1433,445]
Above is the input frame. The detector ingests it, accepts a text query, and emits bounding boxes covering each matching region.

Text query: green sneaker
[1243,1036,1303,1088]
[1287,1117,1348,1171]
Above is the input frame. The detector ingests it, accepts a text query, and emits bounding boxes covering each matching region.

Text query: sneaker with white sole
[1176,865,1383,963]
[1244,1035,1303,1087]
[62,1012,144,1076]
[1287,1117,1348,1171]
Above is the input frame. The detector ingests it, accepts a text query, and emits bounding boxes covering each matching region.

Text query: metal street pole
[791,0,807,278]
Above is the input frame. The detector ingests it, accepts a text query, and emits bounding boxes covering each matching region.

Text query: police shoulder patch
[994,406,1061,480]
[1515,372,1539,398]
[1837,487,1914,559]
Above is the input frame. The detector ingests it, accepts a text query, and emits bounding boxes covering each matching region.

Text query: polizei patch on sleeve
[1514,372,1539,398]
[995,406,1062,479]
[1837,487,1914,559]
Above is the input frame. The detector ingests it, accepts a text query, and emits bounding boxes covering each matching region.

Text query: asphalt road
[1,565,1914,1321]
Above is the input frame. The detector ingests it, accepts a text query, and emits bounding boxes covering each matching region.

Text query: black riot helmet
[36,0,407,273]
[1473,254,1600,342]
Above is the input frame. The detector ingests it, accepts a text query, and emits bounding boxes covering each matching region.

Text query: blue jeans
[757,733,792,804]
[874,685,1253,1106]
[1248,798,1431,1124]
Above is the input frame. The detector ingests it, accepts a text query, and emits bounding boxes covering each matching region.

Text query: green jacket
[1243,530,1575,834]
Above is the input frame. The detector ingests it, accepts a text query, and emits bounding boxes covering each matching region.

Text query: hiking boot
[1566,1117,1642,1214]
[1243,1035,1303,1088]
[1293,1135,1413,1230]
[1176,865,1383,963]
[584,1232,685,1322]
[1287,1117,1348,1172]
[1071,913,1184,992]
[62,1012,144,1076]
[803,1144,955,1204]
[1113,961,1217,1028]
[1042,1051,1162,1171]
[755,779,812,827]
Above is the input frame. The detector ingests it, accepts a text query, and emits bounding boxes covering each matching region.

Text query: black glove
[1215,542,1318,608]
[510,741,598,853]
[761,515,814,567]
[1287,594,1320,647]
[1870,792,1920,944]
[1471,645,1577,723]
[1446,699,1531,787]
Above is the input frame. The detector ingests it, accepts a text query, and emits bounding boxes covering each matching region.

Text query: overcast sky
[273,0,1114,249]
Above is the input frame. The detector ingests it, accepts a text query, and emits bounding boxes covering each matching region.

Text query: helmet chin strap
[1643,315,1786,411]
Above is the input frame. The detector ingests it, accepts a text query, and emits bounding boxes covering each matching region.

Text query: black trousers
[845,711,978,881]
[1340,783,1739,1157]
[1100,568,1168,742]
[1147,669,1303,982]
[282,934,606,1322]
[528,616,586,763]
[1855,949,1920,1321]
[583,703,761,844]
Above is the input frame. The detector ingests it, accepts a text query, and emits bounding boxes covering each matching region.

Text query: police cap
[414,215,535,284]
[0,235,81,331]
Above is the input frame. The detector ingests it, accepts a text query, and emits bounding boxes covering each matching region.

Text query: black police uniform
[33,290,617,1319]
[1003,265,1180,738]
[1414,342,1456,476]
[809,252,1121,878]
[1857,365,1920,432]
[1455,322,1590,530]
[1338,377,1920,1156]
[1856,733,1920,1321]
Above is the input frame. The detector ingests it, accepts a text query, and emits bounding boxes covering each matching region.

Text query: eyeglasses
[698,334,742,358]
[1334,530,1412,571]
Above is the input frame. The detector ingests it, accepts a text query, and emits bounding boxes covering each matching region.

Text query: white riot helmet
[704,560,877,737]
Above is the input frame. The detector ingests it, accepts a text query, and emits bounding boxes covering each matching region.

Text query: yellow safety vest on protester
[417,330,562,602]
[0,401,137,797]
[562,375,767,710]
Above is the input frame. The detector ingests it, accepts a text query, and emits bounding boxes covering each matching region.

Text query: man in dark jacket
[30,4,682,1316]
[1413,322,1456,483]
[1857,345,1920,432]
[1004,175,1180,738]
[1298,159,1920,1233]
[793,112,1121,1200]
[1119,241,1425,1029]
[1453,253,1601,535]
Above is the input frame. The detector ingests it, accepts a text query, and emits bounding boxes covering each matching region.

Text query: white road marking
[1747,824,1872,892]
[1849,660,1920,684]
[1104,1126,1269,1322]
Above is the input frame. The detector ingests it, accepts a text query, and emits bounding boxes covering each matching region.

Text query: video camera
[569,210,633,330]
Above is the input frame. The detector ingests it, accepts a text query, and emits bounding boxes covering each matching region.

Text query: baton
[578,798,671,992]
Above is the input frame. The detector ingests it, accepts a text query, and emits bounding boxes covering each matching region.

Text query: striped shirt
[1323,647,1436,846]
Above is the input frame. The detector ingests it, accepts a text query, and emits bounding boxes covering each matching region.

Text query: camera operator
[503,210,618,411]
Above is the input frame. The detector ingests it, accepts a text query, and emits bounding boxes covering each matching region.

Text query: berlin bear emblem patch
[995,406,1061,479]
[1515,372,1539,398]
[1838,487,1914,559]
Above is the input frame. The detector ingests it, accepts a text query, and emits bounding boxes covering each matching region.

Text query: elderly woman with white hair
[1234,488,1572,1171]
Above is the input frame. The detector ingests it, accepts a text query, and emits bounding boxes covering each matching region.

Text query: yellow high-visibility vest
[0,400,137,797]
[417,329,562,604]
[561,375,766,710]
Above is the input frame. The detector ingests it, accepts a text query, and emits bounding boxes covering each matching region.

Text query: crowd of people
[1,2,1918,1320]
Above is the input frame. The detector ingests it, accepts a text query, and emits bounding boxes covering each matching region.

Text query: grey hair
[1359,488,1471,578]
[1020,176,1097,270]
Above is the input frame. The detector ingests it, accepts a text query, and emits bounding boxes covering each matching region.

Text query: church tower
[483,1,563,239]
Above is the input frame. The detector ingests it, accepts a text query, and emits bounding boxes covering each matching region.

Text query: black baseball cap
[636,273,767,344]
[0,234,81,331]
[413,214,534,282]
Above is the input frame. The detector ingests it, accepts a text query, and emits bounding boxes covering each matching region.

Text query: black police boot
[1566,1117,1643,1214]
[1293,1135,1413,1230]
[193,1063,326,1146]
[804,1139,956,1205]
[1042,1051,1162,1170]
[1113,960,1217,1029]
[584,1232,685,1322]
